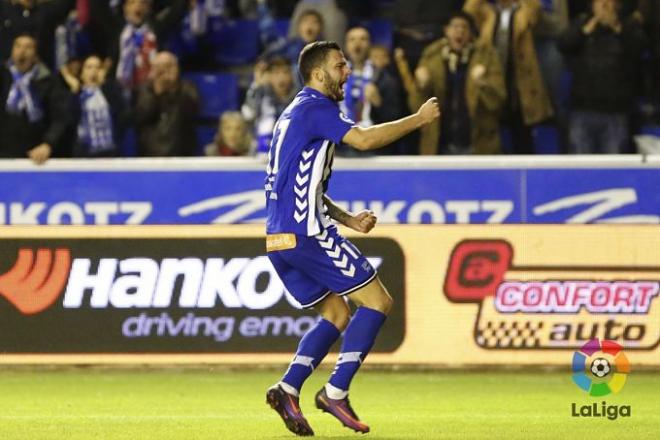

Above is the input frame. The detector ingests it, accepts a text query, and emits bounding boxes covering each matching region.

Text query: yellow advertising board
[367,225,660,367]
[0,225,658,366]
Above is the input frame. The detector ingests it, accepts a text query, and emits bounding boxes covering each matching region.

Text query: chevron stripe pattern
[316,229,355,277]
[293,149,314,223]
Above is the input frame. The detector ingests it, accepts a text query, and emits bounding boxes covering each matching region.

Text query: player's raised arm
[342,97,441,151]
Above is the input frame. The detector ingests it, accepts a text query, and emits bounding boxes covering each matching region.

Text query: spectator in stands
[393,0,465,69]
[133,51,199,156]
[559,0,646,154]
[341,26,378,127]
[368,44,411,155]
[464,0,554,154]
[0,34,70,163]
[54,9,93,70]
[369,45,391,71]
[241,57,297,155]
[86,0,188,98]
[260,8,324,65]
[534,0,569,120]
[288,0,347,45]
[60,55,125,157]
[205,111,254,156]
[396,11,506,155]
[0,0,76,69]
[339,27,407,155]
[518,0,571,153]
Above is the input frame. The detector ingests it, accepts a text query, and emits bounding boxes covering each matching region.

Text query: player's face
[321,50,351,102]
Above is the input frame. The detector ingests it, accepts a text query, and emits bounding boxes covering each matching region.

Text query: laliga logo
[444,240,660,350]
[0,248,71,314]
[570,338,632,421]
[572,338,630,396]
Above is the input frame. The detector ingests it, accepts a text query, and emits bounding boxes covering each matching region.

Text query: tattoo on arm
[323,195,351,225]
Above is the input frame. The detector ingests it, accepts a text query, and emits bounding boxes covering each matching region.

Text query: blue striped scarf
[5,63,43,123]
[340,60,374,126]
[77,87,115,154]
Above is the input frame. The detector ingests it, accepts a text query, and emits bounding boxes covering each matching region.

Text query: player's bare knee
[318,297,351,331]
[361,291,393,315]
[322,307,350,331]
[377,292,394,315]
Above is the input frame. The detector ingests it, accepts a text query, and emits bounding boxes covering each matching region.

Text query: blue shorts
[267,226,377,308]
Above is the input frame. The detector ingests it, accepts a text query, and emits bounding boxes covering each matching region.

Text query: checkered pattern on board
[475,320,544,348]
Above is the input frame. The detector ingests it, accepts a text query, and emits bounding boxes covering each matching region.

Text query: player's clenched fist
[347,210,377,234]
[417,97,441,125]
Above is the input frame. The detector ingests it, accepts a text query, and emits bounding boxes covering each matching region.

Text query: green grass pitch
[0,368,658,439]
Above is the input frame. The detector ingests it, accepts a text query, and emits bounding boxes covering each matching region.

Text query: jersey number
[267,119,291,176]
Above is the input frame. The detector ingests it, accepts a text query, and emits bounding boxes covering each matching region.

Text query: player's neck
[304,83,329,98]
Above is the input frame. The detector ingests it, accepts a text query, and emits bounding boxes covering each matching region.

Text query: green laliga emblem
[572,339,630,396]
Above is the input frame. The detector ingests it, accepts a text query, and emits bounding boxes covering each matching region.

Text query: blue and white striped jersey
[265,87,355,236]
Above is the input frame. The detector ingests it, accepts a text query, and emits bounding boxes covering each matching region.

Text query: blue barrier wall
[1,157,658,225]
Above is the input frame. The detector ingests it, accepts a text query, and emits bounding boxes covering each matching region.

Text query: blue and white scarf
[77,87,115,154]
[5,64,43,123]
[340,60,374,127]
[116,23,156,88]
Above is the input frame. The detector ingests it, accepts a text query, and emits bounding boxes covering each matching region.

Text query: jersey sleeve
[306,101,356,144]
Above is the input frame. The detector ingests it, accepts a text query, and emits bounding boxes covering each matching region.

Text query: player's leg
[273,228,381,433]
[266,244,353,437]
[315,277,392,433]
[279,294,350,395]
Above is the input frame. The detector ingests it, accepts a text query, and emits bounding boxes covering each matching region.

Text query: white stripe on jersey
[307,141,329,235]
[316,142,335,230]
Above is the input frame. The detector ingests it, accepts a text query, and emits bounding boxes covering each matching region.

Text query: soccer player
[265,41,440,436]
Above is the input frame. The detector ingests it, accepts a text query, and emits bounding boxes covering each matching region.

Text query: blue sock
[281,318,341,393]
[329,307,387,392]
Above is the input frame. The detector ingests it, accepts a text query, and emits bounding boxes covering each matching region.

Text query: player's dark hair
[298,41,341,84]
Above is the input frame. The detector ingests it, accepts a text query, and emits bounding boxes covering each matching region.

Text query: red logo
[444,240,512,302]
[0,248,71,315]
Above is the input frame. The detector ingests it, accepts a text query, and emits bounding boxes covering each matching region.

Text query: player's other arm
[342,97,440,151]
[323,195,377,234]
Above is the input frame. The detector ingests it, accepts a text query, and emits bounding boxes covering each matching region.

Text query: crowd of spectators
[0,0,658,163]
